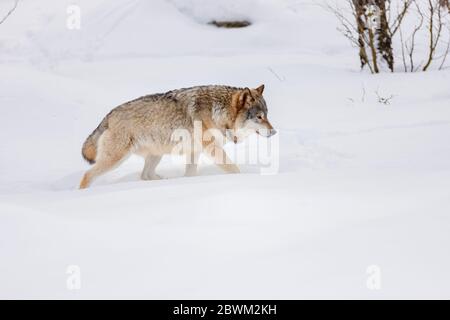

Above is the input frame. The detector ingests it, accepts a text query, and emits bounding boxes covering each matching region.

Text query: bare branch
[399,25,408,72]
[438,26,450,69]
[423,0,445,71]
[375,88,395,105]
[0,0,19,25]
[406,0,424,72]
[390,0,413,36]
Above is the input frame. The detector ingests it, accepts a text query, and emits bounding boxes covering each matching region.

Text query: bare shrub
[328,0,450,73]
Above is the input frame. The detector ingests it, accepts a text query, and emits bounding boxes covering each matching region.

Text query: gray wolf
[79,84,276,189]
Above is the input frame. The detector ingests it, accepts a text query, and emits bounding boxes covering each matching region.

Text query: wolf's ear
[255,84,265,95]
[239,87,253,109]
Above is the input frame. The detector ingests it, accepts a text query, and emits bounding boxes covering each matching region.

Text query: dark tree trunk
[352,0,394,73]
[353,0,371,71]
[375,0,394,72]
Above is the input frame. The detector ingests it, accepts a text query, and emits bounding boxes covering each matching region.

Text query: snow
[1,0,450,298]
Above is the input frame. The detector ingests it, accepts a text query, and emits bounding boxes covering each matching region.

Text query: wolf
[79,84,276,189]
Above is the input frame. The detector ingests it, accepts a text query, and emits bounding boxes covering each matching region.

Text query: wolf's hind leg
[79,131,131,189]
[141,154,162,180]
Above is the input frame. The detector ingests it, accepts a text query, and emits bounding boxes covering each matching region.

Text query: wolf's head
[231,84,276,143]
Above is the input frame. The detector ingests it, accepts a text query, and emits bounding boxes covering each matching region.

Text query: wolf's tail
[82,117,108,165]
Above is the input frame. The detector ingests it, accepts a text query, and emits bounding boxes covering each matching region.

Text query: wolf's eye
[257,115,263,120]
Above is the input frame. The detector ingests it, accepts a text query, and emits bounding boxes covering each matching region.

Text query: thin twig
[0,0,19,25]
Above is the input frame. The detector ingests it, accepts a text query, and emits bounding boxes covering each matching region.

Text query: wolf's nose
[269,129,277,137]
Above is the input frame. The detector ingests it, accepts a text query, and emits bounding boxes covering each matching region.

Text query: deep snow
[1,0,450,298]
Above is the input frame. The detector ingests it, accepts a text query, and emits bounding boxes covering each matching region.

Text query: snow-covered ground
[1,0,450,299]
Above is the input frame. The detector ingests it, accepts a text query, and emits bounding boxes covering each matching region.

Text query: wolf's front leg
[185,152,200,177]
[217,161,240,174]
[203,145,240,174]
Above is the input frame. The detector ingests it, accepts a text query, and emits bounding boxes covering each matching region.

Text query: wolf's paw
[224,165,240,174]
[184,170,198,177]
[231,167,240,174]
[141,174,162,181]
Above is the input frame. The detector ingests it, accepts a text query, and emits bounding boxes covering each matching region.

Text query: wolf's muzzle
[256,128,277,137]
